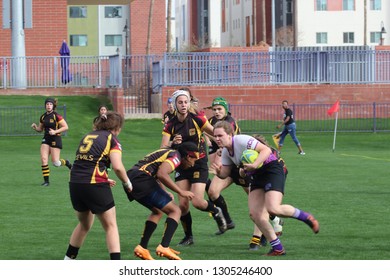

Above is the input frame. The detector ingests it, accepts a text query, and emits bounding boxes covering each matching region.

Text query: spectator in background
[276,100,305,155]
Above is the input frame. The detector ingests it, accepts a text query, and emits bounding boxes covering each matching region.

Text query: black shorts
[175,156,209,184]
[136,187,173,210]
[247,160,286,194]
[69,182,114,214]
[42,135,63,149]
[230,165,248,188]
[124,170,173,210]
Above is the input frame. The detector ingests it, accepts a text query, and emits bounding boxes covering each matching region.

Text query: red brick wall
[162,84,390,119]
[0,0,68,57]
[130,0,166,55]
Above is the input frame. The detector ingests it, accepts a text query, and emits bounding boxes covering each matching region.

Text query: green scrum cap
[211,97,229,115]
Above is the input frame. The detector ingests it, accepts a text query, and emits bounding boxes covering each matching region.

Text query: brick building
[0,0,167,57]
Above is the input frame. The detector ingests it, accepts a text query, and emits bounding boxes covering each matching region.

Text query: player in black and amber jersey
[64,111,131,261]
[93,104,108,129]
[124,142,198,260]
[162,97,175,124]
[161,89,227,246]
[203,97,241,234]
[31,97,72,186]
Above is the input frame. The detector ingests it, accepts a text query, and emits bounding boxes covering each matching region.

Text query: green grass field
[1,95,390,260]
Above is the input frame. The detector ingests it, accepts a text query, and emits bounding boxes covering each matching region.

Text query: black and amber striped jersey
[162,110,176,124]
[162,112,209,158]
[70,130,122,184]
[39,111,65,136]
[131,148,182,177]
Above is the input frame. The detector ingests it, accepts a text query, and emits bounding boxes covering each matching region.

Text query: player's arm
[201,121,214,136]
[161,132,183,148]
[160,133,173,148]
[157,161,194,200]
[203,133,212,147]
[31,122,44,132]
[109,151,132,192]
[214,164,232,180]
[52,118,69,134]
[244,142,272,171]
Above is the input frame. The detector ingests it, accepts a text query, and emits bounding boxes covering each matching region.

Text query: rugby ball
[241,149,262,168]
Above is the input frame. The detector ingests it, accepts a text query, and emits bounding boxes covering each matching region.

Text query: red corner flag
[327,100,340,116]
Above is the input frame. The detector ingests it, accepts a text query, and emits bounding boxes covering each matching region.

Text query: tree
[146,0,155,55]
[262,0,266,43]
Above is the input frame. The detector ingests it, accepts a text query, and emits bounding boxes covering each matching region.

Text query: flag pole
[332,111,339,152]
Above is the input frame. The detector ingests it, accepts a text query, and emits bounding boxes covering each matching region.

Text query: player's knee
[192,200,204,210]
[208,187,218,200]
[53,160,62,167]
[267,207,280,217]
[179,203,189,212]
[169,206,181,219]
[151,210,164,220]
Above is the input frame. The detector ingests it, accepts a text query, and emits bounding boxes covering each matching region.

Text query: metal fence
[0,55,119,89]
[230,103,390,134]
[122,54,163,114]
[1,103,388,136]
[2,49,390,90]
[0,105,67,136]
[162,49,390,86]
[2,49,390,115]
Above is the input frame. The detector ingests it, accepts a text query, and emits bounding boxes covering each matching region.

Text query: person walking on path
[276,100,305,155]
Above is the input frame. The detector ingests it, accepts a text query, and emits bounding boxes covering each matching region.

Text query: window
[343,32,354,43]
[343,0,354,11]
[105,35,122,47]
[286,0,293,13]
[105,6,122,18]
[316,0,327,11]
[70,35,88,47]
[316,32,328,44]
[370,32,381,44]
[370,0,381,10]
[286,0,293,25]
[69,6,87,18]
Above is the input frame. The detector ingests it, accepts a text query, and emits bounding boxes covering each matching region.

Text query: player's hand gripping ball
[241,149,263,168]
